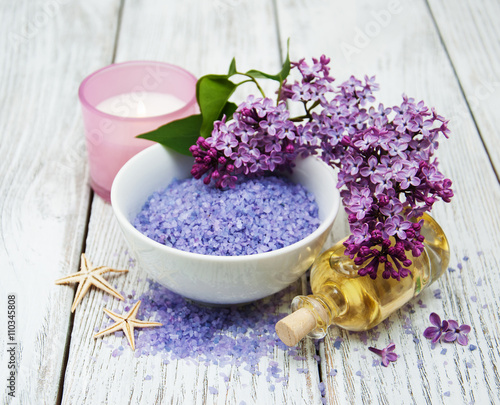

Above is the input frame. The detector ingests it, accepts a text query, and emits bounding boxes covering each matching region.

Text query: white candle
[96,92,186,118]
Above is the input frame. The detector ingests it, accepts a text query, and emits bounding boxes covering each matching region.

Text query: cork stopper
[275,308,317,347]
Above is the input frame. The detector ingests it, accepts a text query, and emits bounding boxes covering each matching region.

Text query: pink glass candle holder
[78,61,198,202]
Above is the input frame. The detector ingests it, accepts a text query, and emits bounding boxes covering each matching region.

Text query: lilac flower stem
[238,73,267,98]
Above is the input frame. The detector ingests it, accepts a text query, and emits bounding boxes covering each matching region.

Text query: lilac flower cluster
[334,96,453,280]
[190,97,298,188]
[190,56,453,280]
[423,312,471,346]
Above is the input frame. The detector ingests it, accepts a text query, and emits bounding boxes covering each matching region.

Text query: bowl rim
[111,144,340,263]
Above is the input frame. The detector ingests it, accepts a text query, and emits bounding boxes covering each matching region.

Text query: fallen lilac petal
[368,346,383,356]
[429,312,442,327]
[386,352,398,362]
[423,313,449,343]
[443,331,457,343]
[443,320,471,346]
[456,333,468,346]
[368,343,398,367]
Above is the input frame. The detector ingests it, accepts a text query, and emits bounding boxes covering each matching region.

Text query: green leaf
[244,39,290,82]
[137,114,202,156]
[227,58,237,77]
[220,101,238,121]
[196,75,237,138]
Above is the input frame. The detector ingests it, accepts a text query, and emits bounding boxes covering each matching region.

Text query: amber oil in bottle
[276,214,450,346]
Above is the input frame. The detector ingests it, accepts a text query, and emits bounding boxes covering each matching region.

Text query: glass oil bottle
[275,214,450,346]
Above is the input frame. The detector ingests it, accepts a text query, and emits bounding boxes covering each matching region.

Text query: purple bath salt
[133,176,321,256]
[105,280,306,384]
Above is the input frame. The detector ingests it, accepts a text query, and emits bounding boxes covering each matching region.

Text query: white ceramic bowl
[111,144,340,305]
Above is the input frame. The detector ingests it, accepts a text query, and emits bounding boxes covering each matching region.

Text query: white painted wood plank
[0,1,121,404]
[276,0,500,403]
[427,0,500,175]
[60,1,325,404]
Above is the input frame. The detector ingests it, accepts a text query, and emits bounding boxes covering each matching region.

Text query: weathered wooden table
[2,0,499,404]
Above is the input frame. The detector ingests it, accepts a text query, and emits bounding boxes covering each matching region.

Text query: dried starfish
[55,253,128,312]
[93,301,162,350]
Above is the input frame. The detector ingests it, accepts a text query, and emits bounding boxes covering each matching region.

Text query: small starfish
[55,253,128,312]
[93,301,162,350]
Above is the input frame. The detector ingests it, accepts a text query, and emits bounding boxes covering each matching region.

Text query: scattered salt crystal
[328,369,337,377]
[417,299,427,309]
[333,337,343,350]
[103,281,307,383]
[357,331,368,345]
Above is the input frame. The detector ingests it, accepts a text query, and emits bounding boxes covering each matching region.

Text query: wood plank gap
[424,0,500,183]
[272,0,284,63]
[55,190,94,405]
[315,341,324,393]
[111,0,126,64]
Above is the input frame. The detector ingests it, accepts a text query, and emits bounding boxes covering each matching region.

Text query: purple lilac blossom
[423,312,471,346]
[368,343,398,367]
[423,312,449,343]
[190,56,453,280]
[443,320,471,346]
[190,98,297,188]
